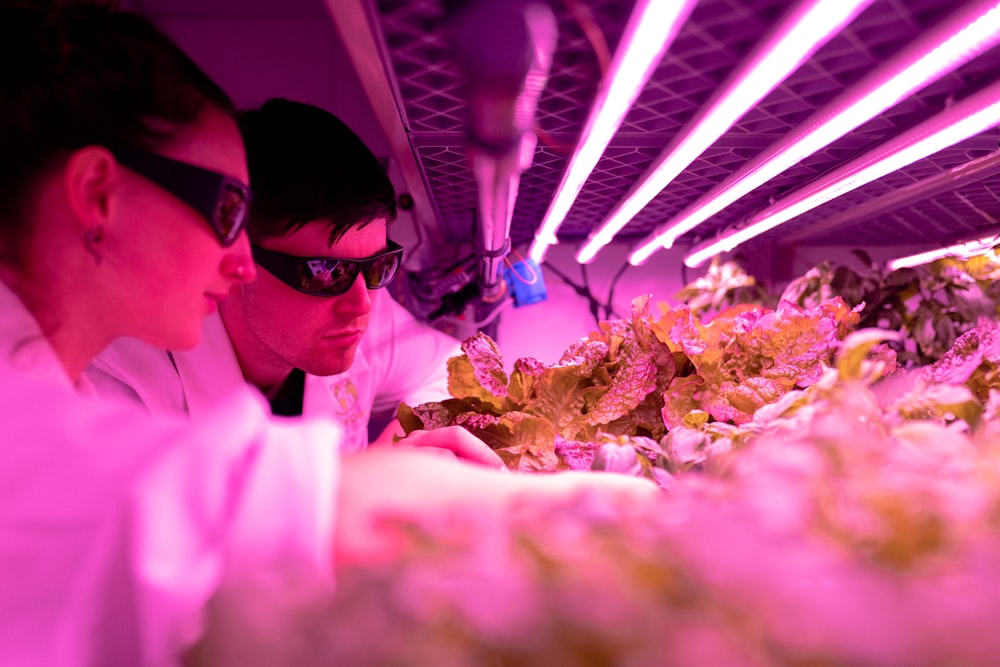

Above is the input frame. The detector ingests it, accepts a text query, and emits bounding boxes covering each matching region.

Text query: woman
[0,3,346,664]
[0,3,652,665]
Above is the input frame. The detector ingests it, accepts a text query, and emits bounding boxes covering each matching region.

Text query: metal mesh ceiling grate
[374,0,1000,253]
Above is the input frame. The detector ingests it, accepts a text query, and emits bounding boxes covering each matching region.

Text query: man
[87,98,498,465]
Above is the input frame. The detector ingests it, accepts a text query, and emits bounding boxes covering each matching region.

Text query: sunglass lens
[365,252,401,289]
[302,259,358,296]
[214,183,249,245]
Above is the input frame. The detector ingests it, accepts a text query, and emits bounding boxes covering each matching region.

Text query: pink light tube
[527,0,696,264]
[575,0,874,265]
[630,0,1000,267]
[887,232,1000,270]
[683,76,1000,268]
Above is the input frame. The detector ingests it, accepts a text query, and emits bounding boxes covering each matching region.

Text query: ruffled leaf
[454,411,559,472]
[461,333,509,397]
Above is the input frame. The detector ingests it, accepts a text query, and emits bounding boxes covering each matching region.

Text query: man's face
[227,219,389,377]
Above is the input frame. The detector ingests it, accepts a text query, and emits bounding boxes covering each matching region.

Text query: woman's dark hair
[0,1,234,249]
[236,98,398,245]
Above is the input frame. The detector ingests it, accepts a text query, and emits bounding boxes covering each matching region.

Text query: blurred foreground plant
[193,318,1000,667]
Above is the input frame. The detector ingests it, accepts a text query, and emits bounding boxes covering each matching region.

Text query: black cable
[543,261,604,327]
[604,261,630,320]
[580,263,601,325]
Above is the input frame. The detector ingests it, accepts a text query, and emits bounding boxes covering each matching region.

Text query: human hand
[335,447,656,565]
[370,419,405,448]
[394,425,507,471]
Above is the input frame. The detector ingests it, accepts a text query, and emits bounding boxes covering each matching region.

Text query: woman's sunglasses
[252,242,404,297]
[110,145,251,247]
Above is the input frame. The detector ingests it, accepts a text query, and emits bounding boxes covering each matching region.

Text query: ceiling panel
[372,0,1000,257]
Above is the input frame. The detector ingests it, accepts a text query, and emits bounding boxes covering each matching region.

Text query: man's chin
[300,349,358,377]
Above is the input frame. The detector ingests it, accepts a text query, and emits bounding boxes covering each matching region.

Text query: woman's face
[109,106,256,350]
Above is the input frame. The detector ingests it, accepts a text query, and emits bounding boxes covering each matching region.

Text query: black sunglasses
[110,145,251,247]
[252,241,404,297]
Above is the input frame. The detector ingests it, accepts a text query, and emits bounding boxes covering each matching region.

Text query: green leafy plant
[399,295,862,475]
[780,251,1000,367]
[197,326,1000,667]
[674,257,777,314]
[194,292,1000,667]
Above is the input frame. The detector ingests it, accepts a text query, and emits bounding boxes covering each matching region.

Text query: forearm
[334,446,656,566]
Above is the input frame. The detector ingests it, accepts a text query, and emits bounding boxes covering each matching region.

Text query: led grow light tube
[527,0,696,264]
[887,232,1000,270]
[682,77,1000,268]
[777,149,1000,246]
[629,0,1000,267]
[573,0,874,265]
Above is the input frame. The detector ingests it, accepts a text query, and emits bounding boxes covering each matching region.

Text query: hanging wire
[603,261,631,320]
[544,260,605,327]
[503,247,539,285]
[580,262,601,324]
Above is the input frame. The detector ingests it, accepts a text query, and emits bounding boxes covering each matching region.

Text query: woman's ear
[63,146,117,229]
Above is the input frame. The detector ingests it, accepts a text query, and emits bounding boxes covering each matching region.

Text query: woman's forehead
[154,107,248,184]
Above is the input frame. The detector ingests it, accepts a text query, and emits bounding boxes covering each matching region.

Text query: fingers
[396,426,507,471]
[370,419,406,448]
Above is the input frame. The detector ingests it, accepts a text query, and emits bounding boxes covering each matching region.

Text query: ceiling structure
[359,0,1000,267]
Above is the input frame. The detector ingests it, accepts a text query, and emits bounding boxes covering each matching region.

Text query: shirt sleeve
[130,393,341,660]
[0,378,339,666]
[84,336,188,414]
[363,293,463,414]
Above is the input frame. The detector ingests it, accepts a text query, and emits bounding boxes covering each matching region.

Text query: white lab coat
[86,290,461,453]
[0,282,339,666]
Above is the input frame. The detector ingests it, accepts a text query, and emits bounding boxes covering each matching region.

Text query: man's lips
[322,329,365,340]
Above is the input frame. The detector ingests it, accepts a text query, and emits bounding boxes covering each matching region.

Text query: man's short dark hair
[237,98,397,244]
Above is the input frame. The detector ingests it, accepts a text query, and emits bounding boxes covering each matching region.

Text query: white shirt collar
[0,279,83,393]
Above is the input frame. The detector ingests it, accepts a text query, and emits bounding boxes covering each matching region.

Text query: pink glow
[527,0,696,264]
[887,233,1000,270]
[575,0,874,265]
[683,77,1000,268]
[630,0,1000,267]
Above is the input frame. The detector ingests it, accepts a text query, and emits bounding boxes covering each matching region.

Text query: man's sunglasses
[110,145,251,247]
[252,241,404,297]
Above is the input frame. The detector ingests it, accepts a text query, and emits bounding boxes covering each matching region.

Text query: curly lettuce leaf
[507,356,546,403]
[520,363,603,441]
[461,333,509,397]
[455,411,559,471]
[586,333,658,426]
[837,329,902,382]
[447,355,508,411]
[923,319,1000,386]
[661,375,705,430]
[397,398,484,434]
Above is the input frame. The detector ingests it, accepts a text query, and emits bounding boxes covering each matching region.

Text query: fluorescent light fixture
[777,149,1000,246]
[526,0,696,264]
[630,0,1000,267]
[887,233,1000,270]
[682,76,1000,268]
[573,0,874,265]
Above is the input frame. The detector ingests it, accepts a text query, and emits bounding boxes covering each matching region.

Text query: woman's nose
[222,232,257,284]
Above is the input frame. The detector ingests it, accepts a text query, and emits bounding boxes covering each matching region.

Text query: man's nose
[335,272,373,314]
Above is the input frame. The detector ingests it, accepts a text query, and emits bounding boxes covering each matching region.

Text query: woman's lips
[205,292,227,313]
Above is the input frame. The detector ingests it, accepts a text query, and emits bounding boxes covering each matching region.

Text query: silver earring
[83,226,104,266]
